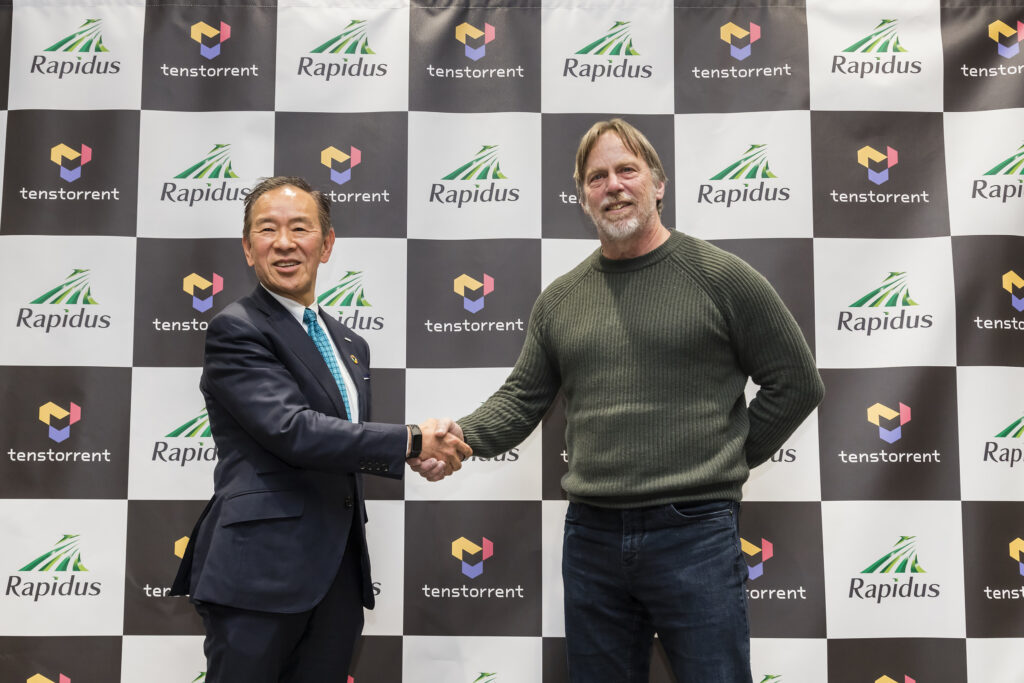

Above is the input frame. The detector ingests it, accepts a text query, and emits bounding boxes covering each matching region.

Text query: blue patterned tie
[303,308,353,420]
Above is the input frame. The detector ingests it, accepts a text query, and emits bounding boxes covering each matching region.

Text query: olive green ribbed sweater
[459,231,824,508]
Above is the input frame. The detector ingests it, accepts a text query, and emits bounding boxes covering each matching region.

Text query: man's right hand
[409,417,471,479]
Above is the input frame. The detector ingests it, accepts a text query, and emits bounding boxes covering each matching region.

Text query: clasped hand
[406,417,469,482]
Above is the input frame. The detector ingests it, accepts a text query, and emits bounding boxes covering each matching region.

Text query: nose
[605,172,624,194]
[273,228,296,249]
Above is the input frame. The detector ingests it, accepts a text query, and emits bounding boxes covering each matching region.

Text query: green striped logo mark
[30,268,99,305]
[174,144,239,179]
[760,677,782,683]
[442,145,507,180]
[44,18,109,53]
[576,20,639,56]
[167,409,212,438]
[849,272,918,308]
[984,143,1024,176]
[191,674,206,683]
[843,19,907,53]
[311,19,375,54]
[710,144,777,180]
[19,534,88,572]
[997,415,1024,438]
[318,271,371,307]
[472,674,498,683]
[861,536,926,573]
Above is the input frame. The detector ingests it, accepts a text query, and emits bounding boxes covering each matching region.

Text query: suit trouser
[195,524,365,683]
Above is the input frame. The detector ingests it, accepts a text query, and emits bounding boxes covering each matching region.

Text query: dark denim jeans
[562,500,752,683]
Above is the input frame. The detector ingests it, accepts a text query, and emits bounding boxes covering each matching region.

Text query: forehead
[252,185,319,221]
[584,132,647,173]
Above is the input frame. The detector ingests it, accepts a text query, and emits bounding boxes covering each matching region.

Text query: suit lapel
[251,286,349,420]
[320,307,368,421]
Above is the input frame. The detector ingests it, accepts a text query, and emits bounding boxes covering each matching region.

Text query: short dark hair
[242,176,332,241]
[573,118,668,215]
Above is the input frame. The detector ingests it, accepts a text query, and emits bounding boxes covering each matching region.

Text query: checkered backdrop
[0,0,1023,681]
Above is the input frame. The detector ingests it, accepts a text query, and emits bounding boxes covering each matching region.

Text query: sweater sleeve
[717,256,825,468]
[457,304,562,458]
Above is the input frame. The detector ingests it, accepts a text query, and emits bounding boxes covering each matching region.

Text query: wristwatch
[406,424,422,459]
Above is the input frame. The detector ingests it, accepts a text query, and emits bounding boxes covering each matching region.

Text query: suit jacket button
[344,496,354,509]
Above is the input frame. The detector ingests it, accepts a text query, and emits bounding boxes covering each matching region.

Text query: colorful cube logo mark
[455,22,495,61]
[867,402,911,444]
[452,536,493,579]
[39,401,81,444]
[190,21,231,60]
[989,20,1024,59]
[857,145,898,185]
[50,143,92,183]
[876,676,915,683]
[1002,270,1024,312]
[720,22,761,61]
[453,273,494,314]
[27,675,71,683]
[741,537,773,580]
[183,272,223,313]
[1010,537,1024,577]
[321,146,362,186]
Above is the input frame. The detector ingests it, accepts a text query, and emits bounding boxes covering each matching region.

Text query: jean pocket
[667,500,734,521]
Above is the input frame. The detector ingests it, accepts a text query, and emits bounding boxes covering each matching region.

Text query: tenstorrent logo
[844,19,907,53]
[720,22,760,61]
[576,20,639,56]
[455,22,494,61]
[876,676,915,683]
[857,145,898,185]
[741,537,773,580]
[1003,270,1024,312]
[39,401,82,444]
[452,536,493,578]
[453,273,494,314]
[862,536,925,574]
[27,674,71,683]
[51,143,92,183]
[1010,537,1024,577]
[989,20,1024,59]
[321,146,362,186]
[190,21,231,60]
[183,272,223,313]
[867,402,911,444]
[45,18,108,52]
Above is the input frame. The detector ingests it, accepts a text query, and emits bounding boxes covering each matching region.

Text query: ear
[654,179,665,201]
[319,228,336,264]
[242,236,255,267]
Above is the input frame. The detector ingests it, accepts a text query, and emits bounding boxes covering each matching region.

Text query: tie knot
[303,308,317,327]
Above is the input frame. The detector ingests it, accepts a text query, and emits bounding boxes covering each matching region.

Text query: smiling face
[242,184,335,306]
[580,131,665,243]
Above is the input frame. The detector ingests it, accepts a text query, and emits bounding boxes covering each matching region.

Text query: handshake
[406,417,470,482]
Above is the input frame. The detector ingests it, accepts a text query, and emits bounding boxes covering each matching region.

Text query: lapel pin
[350,354,359,364]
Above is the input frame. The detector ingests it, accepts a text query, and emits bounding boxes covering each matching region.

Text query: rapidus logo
[969,143,1024,203]
[721,22,760,61]
[322,145,361,186]
[426,21,525,81]
[472,674,497,683]
[972,271,1024,333]
[160,21,258,79]
[39,401,81,444]
[453,536,493,578]
[837,272,934,336]
[191,21,230,60]
[183,272,223,313]
[831,19,923,78]
[453,273,494,314]
[990,19,1024,59]
[562,20,653,82]
[51,143,92,183]
[743,537,809,601]
[160,144,251,206]
[318,271,384,331]
[696,143,791,207]
[858,145,898,185]
[848,535,941,602]
[5,534,102,600]
[30,18,121,79]
[981,411,1024,469]
[959,18,1024,78]
[420,535,525,601]
[151,408,218,468]
[15,269,112,333]
[759,677,782,683]
[297,19,389,82]
[867,402,911,444]
[429,144,521,208]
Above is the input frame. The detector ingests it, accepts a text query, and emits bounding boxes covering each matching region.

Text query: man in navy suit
[171,176,468,681]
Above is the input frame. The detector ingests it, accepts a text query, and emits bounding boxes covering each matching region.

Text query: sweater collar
[592,229,683,273]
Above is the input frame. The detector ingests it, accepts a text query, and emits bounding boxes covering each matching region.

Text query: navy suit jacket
[171,285,407,613]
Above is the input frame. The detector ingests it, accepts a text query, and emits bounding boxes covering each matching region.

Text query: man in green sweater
[429,119,824,682]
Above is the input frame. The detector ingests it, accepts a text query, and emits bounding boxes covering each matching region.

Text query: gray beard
[594,213,642,241]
